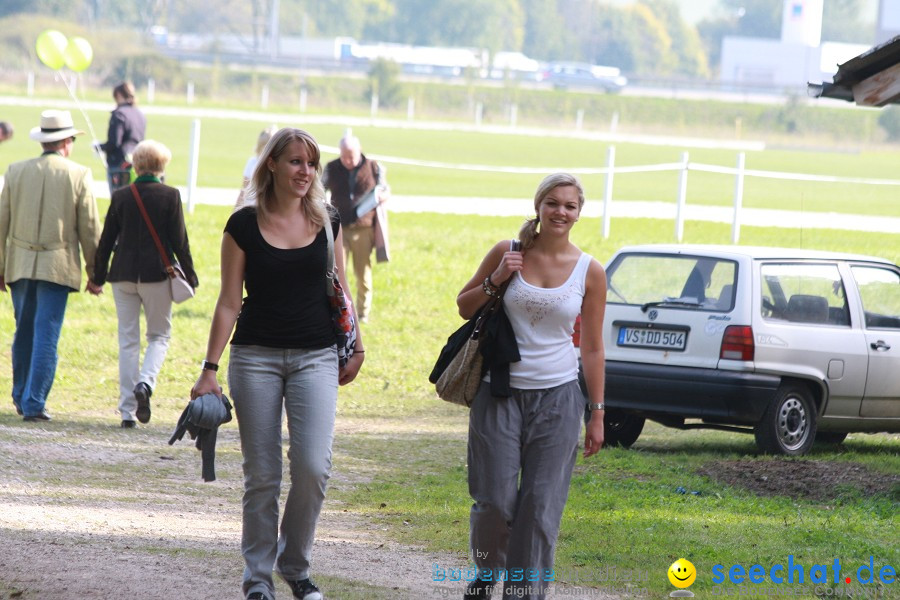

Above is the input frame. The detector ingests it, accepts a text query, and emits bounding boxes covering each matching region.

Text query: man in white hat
[0,110,102,421]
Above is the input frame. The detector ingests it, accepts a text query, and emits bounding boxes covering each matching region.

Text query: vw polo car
[578,244,900,455]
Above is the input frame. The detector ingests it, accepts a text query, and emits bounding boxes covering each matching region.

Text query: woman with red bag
[191,128,364,600]
[90,139,198,428]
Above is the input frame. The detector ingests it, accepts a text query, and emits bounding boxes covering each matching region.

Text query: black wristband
[202,360,219,372]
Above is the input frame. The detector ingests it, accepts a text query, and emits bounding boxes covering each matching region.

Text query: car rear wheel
[754,384,817,455]
[604,409,645,448]
[815,431,848,445]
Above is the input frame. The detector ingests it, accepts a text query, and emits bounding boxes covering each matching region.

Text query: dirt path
[0,418,616,600]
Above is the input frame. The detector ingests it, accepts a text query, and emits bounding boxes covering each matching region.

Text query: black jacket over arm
[93,182,199,287]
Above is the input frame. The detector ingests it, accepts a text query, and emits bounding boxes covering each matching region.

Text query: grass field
[3,100,900,219]
[0,196,897,598]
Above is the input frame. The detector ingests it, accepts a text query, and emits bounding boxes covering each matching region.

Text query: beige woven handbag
[435,335,485,407]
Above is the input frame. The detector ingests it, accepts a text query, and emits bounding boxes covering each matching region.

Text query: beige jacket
[0,153,101,290]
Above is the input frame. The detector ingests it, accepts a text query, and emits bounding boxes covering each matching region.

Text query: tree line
[0,0,874,80]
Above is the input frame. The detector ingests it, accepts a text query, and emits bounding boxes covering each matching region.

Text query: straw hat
[29,110,85,143]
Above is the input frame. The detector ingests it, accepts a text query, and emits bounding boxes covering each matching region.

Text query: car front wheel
[754,384,817,455]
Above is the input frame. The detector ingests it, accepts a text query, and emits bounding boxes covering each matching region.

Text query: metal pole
[261,84,269,109]
[475,102,483,127]
[186,119,201,214]
[147,78,155,104]
[575,109,584,131]
[186,81,195,105]
[509,104,517,127]
[731,152,746,244]
[675,152,689,243]
[370,93,378,118]
[269,0,280,61]
[602,146,615,239]
[299,87,307,112]
[407,97,415,121]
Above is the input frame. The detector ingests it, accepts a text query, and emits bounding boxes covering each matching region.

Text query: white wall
[720,37,869,88]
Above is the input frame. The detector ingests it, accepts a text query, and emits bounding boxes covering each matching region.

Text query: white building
[720,0,869,91]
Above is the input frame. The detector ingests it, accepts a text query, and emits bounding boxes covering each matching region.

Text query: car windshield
[606,253,737,311]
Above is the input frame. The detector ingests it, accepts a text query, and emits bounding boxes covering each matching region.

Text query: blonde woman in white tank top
[455,173,608,600]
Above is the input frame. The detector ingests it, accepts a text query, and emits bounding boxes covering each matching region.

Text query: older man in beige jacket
[0,110,101,421]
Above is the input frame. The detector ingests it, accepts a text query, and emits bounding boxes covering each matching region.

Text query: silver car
[578,244,900,455]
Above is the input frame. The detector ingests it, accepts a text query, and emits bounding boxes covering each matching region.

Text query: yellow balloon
[64,37,93,72]
[36,29,68,70]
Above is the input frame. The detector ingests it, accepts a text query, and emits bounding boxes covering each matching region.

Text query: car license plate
[617,326,686,350]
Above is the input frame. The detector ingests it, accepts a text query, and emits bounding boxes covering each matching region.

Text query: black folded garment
[169,393,233,482]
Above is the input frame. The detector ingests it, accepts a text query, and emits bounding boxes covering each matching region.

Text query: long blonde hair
[517,173,585,249]
[246,128,327,228]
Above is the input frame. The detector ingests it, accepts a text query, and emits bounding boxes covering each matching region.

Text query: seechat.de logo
[668,558,697,597]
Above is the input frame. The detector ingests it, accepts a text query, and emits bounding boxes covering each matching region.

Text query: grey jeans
[228,344,339,599]
[468,380,584,600]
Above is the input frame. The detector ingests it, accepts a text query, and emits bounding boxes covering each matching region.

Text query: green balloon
[36,29,68,70]
[64,37,93,72]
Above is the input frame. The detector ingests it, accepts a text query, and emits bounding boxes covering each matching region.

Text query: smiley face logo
[668,558,696,588]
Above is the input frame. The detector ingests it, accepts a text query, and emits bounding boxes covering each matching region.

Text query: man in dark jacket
[322,132,389,323]
[97,81,146,193]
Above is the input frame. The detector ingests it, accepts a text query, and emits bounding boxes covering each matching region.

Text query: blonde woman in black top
[192,128,364,600]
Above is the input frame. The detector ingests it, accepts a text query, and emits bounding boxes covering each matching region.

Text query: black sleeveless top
[225,206,341,349]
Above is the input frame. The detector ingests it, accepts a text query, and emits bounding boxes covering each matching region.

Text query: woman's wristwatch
[588,402,605,411]
[201,360,219,372]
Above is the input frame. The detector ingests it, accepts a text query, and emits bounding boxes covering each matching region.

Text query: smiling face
[267,139,317,199]
[668,559,697,588]
[537,184,581,234]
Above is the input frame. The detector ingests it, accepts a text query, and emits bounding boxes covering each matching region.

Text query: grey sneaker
[283,577,322,600]
[133,382,152,424]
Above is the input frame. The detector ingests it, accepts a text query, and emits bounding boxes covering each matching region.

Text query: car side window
[760,263,850,326]
[851,266,900,329]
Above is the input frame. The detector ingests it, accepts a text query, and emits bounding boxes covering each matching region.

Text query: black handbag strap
[323,213,337,298]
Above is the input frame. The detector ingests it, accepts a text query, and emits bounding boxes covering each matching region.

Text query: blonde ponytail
[518,216,540,250]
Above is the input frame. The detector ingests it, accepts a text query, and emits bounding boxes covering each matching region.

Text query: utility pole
[270,0,280,60]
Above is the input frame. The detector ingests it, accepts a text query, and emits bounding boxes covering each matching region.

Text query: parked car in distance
[576,244,900,455]
[538,61,627,93]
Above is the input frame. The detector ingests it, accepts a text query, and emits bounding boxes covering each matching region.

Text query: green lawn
[0,204,897,598]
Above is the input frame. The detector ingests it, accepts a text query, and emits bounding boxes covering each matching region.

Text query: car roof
[613,244,897,266]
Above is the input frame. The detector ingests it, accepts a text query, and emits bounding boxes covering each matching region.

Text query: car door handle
[870,340,891,351]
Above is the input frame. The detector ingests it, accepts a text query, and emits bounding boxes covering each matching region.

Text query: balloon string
[57,71,101,147]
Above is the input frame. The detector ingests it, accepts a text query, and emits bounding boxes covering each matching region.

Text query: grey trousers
[228,344,339,599]
[468,380,584,600]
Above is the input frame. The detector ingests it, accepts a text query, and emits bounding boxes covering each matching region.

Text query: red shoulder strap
[129,184,174,275]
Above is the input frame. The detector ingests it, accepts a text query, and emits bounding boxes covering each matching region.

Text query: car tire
[604,409,645,448]
[815,431,848,445]
[754,383,817,455]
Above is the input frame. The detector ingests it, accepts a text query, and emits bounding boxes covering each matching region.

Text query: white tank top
[502,252,592,390]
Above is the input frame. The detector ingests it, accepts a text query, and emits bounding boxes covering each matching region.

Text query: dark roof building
[810,35,900,106]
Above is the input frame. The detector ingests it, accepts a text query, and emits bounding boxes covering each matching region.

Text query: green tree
[697,0,781,70]
[520,0,570,61]
[368,57,402,106]
[641,0,709,78]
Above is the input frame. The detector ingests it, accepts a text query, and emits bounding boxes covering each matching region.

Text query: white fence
[355,146,900,243]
